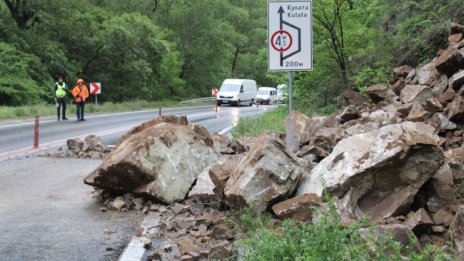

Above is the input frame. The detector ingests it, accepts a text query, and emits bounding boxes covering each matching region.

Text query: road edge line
[118,213,160,261]
[218,125,234,135]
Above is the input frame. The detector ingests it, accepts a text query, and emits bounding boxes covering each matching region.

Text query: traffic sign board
[212,88,219,96]
[90,82,101,95]
[268,1,313,71]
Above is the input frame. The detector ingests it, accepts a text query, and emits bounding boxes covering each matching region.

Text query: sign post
[90,82,102,105]
[268,1,312,112]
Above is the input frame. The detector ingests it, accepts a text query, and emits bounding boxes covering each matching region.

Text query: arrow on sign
[278,6,284,64]
[277,6,302,66]
[90,82,101,95]
[278,6,284,30]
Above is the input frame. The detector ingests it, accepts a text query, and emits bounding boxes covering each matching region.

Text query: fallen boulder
[285,110,311,153]
[297,122,444,223]
[400,85,434,104]
[367,84,397,103]
[445,147,464,181]
[82,135,108,153]
[208,154,243,202]
[359,224,418,247]
[451,22,464,35]
[445,96,464,122]
[394,65,414,79]
[450,212,464,254]
[432,209,455,227]
[84,116,218,204]
[224,132,303,213]
[435,47,464,77]
[67,138,83,151]
[449,70,464,90]
[342,90,365,106]
[272,193,322,222]
[404,208,433,235]
[416,62,440,86]
[337,105,359,124]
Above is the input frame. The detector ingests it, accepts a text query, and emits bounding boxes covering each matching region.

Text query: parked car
[257,87,277,105]
[216,79,257,107]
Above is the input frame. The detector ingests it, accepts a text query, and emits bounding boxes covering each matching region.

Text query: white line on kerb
[218,125,234,135]
[119,214,160,261]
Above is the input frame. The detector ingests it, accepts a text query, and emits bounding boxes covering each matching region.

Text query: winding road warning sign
[90,82,101,95]
[268,1,312,71]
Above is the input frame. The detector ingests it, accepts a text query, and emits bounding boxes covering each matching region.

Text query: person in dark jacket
[54,77,69,121]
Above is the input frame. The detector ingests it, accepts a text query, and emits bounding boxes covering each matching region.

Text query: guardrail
[181,97,216,104]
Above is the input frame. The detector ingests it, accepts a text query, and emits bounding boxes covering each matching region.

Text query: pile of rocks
[43,135,111,159]
[146,202,237,261]
[83,23,464,258]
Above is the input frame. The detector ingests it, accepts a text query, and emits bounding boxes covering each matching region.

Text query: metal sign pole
[288,71,293,112]
[95,94,98,106]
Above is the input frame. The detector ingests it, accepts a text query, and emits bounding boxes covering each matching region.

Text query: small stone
[212,224,232,240]
[100,207,107,212]
[107,197,126,211]
[143,240,152,249]
[272,193,322,222]
[209,240,233,260]
[431,226,447,234]
[180,255,194,261]
[432,209,455,227]
[198,224,208,236]
[135,227,144,237]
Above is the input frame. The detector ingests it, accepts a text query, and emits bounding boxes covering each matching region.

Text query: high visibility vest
[55,82,67,98]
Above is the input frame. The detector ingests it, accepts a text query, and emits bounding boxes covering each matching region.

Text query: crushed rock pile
[41,135,112,159]
[84,23,464,259]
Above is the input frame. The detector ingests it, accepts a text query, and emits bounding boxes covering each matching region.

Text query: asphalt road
[0,105,276,159]
[0,104,276,261]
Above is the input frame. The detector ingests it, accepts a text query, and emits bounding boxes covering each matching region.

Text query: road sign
[212,88,219,96]
[90,82,101,95]
[268,1,312,71]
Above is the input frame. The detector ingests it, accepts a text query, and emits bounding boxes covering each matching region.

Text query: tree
[2,0,39,29]
[313,0,351,90]
[0,42,50,105]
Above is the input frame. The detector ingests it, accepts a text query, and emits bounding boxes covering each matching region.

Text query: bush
[235,201,452,260]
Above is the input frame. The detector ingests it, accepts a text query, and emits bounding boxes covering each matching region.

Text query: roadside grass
[233,202,453,261]
[232,106,288,139]
[0,100,213,120]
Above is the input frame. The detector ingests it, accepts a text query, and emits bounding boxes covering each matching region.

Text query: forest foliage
[0,0,463,108]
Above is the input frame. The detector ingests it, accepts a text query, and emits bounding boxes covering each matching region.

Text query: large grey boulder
[285,111,311,153]
[84,116,218,204]
[224,132,303,213]
[297,122,444,223]
[416,62,440,86]
[400,85,434,104]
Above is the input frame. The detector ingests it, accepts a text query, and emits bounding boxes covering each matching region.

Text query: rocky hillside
[83,23,464,260]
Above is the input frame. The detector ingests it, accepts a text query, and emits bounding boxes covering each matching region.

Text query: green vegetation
[232,106,287,139]
[1,0,463,113]
[234,203,453,261]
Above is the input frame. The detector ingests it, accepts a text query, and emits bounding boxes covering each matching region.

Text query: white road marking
[119,213,160,261]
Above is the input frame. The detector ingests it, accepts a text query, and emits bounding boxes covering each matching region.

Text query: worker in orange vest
[72,79,89,121]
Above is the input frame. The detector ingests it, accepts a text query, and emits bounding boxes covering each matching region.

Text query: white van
[257,87,277,105]
[217,79,257,106]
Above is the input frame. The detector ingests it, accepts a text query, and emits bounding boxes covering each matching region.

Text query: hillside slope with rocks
[82,23,464,260]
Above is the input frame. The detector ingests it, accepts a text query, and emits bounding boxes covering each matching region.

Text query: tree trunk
[3,0,38,29]
[231,45,240,75]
